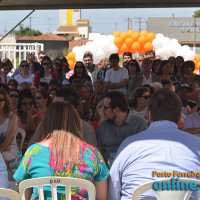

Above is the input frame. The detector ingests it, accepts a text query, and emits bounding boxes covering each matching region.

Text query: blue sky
[0,8,199,36]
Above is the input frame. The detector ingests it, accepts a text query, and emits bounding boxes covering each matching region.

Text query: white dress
[0,116,18,162]
[14,74,33,85]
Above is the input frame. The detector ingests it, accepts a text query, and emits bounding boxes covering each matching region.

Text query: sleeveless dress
[0,115,19,162]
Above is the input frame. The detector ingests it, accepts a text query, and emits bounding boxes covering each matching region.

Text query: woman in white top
[14,60,33,85]
[129,87,150,119]
[0,90,18,168]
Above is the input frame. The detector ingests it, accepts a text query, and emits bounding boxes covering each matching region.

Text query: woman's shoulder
[8,112,18,121]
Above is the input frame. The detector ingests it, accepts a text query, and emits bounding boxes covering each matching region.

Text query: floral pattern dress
[13,142,109,200]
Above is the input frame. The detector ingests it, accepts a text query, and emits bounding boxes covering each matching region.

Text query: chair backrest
[132,178,200,200]
[0,188,21,200]
[16,128,26,151]
[19,177,96,200]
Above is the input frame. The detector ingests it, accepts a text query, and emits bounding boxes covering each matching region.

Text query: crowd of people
[0,49,200,199]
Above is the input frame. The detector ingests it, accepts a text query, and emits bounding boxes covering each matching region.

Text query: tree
[193,10,200,18]
[13,24,42,36]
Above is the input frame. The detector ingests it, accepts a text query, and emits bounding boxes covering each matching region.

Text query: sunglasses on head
[141,95,150,99]
[0,98,5,102]
[9,94,18,98]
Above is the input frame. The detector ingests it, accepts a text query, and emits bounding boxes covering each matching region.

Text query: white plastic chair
[16,127,26,151]
[19,177,96,200]
[132,178,200,200]
[0,188,21,200]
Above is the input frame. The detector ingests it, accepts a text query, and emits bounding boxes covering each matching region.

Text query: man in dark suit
[128,58,160,95]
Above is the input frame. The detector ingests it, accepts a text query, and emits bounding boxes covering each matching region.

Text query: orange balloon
[127,30,135,37]
[114,37,123,48]
[67,52,76,62]
[197,61,200,69]
[113,31,121,38]
[146,32,156,42]
[132,42,141,53]
[138,36,148,46]
[132,32,140,42]
[195,55,200,62]
[120,32,128,42]
[125,38,134,48]
[144,42,153,51]
[140,30,148,36]
[68,60,75,70]
[117,48,123,55]
[121,43,129,53]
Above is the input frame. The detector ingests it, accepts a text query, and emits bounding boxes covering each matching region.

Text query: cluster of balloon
[113,30,155,55]
[66,52,76,70]
[192,54,200,74]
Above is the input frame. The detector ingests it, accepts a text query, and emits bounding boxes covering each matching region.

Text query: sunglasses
[21,102,34,106]
[21,64,29,68]
[39,56,44,59]
[43,62,50,66]
[76,65,83,69]
[141,95,150,99]
[9,94,18,98]
[35,96,42,100]
[138,60,143,62]
[0,98,5,102]
[9,84,15,87]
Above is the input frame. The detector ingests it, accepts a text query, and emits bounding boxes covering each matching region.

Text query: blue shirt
[109,120,200,200]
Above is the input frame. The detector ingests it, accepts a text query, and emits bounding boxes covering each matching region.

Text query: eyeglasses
[42,62,50,66]
[35,96,42,100]
[54,62,62,67]
[103,105,112,110]
[141,95,150,99]
[9,94,18,98]
[9,84,15,87]
[21,102,34,106]
[138,60,143,62]
[39,56,44,59]
[129,63,137,66]
[0,98,5,102]
[21,64,29,68]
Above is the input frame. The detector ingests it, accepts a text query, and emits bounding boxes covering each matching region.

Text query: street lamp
[193,9,196,53]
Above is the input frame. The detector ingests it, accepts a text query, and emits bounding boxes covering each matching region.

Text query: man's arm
[183,115,200,134]
[105,79,128,89]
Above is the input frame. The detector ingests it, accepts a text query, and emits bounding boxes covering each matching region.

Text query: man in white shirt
[105,53,129,95]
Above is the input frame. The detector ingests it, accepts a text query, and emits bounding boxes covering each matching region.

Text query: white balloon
[156,33,164,40]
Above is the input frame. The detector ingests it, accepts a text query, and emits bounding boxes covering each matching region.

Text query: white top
[130,107,149,118]
[142,73,152,85]
[105,67,129,94]
[14,74,33,85]
[40,74,52,84]
[0,117,18,153]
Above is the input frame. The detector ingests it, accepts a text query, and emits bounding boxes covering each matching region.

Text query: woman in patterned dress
[14,101,109,200]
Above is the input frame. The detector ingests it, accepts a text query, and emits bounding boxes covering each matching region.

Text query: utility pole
[133,17,142,32]
[193,9,196,52]
[115,22,117,32]
[29,17,32,30]
[48,18,51,33]
[124,17,133,31]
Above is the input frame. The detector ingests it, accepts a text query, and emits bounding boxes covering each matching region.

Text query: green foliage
[193,10,200,18]
[13,24,42,36]
[63,48,70,56]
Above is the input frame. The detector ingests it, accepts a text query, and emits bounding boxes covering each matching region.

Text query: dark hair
[53,58,63,82]
[173,56,184,76]
[156,60,171,75]
[152,59,162,73]
[60,56,70,73]
[19,60,29,70]
[49,79,62,88]
[142,84,154,96]
[31,62,41,74]
[109,53,119,61]
[56,88,79,108]
[72,78,83,88]
[127,59,140,74]
[3,58,13,71]
[145,50,155,56]
[39,82,49,91]
[83,53,93,60]
[37,89,52,107]
[40,56,53,78]
[73,61,88,77]
[38,51,47,56]
[183,60,195,72]
[0,83,8,92]
[123,52,132,58]
[149,88,182,123]
[18,90,37,116]
[7,79,18,88]
[8,88,19,95]
[129,87,149,108]
[105,91,128,112]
